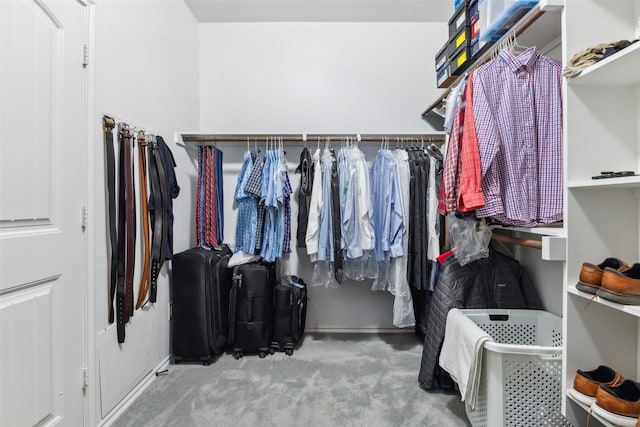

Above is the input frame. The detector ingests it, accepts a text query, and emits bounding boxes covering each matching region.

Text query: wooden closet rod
[491,232,542,249]
[180,133,445,144]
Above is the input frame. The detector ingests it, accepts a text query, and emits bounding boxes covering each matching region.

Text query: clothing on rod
[232,146,292,263]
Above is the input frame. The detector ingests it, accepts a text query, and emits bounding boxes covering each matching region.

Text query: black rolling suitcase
[229,263,274,359]
[171,245,232,365]
[271,276,307,355]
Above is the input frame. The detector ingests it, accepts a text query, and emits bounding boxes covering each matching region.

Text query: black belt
[116,125,136,343]
[103,116,117,324]
[148,136,168,302]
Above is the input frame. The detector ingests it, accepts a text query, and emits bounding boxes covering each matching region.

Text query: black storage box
[435,41,448,71]
[448,0,479,38]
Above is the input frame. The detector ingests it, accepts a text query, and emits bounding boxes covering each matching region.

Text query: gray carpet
[112,333,471,427]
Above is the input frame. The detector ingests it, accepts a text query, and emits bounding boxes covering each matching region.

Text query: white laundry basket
[460,309,570,427]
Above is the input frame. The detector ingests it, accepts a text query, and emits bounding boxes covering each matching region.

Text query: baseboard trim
[98,355,171,427]
[307,327,414,334]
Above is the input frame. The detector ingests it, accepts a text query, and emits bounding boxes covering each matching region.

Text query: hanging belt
[103,116,117,324]
[116,125,135,343]
[148,135,168,302]
[136,132,151,309]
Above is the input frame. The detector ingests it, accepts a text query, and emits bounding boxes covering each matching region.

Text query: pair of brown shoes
[577,258,640,304]
[570,365,640,426]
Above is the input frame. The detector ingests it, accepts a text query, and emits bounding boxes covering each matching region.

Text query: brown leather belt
[103,116,117,324]
[136,131,151,309]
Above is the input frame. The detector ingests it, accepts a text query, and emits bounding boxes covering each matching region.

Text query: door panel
[0,1,87,426]
[0,0,59,225]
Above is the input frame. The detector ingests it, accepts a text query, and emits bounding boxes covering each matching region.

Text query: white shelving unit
[563,1,640,426]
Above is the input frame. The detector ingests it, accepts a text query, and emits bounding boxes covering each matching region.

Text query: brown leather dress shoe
[598,264,640,305]
[577,257,629,294]
[574,365,623,398]
[596,379,640,418]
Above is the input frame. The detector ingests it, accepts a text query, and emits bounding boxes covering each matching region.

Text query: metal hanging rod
[180,133,445,145]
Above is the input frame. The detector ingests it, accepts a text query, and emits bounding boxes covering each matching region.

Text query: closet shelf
[567,41,640,86]
[420,4,562,119]
[490,224,565,237]
[567,285,640,318]
[566,392,619,427]
[568,176,640,189]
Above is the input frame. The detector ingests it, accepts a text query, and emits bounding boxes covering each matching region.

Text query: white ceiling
[184,0,453,22]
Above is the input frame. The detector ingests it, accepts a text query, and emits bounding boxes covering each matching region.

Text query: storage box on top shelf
[437,63,458,88]
[448,26,472,56]
[435,42,448,71]
[435,40,457,88]
[449,0,480,38]
[449,41,472,76]
[480,0,539,42]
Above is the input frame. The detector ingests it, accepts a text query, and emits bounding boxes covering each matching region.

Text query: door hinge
[81,206,88,231]
[82,44,89,67]
[82,367,89,392]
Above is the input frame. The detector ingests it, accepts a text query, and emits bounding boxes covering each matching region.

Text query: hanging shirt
[278,150,292,254]
[473,47,563,227]
[260,151,278,262]
[457,75,485,213]
[356,149,375,252]
[305,149,323,262]
[389,149,415,329]
[438,84,465,216]
[317,149,334,262]
[295,147,314,248]
[245,149,264,253]
[339,147,362,259]
[330,148,344,283]
[370,150,404,263]
[444,77,468,134]
[234,151,257,254]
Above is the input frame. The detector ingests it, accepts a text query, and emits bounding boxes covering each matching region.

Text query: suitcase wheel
[269,348,275,355]
[233,352,242,360]
[285,349,294,356]
[259,351,268,358]
[203,360,211,366]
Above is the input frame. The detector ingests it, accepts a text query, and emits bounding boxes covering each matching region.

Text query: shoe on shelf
[598,264,640,305]
[593,379,640,425]
[568,365,623,406]
[577,258,629,294]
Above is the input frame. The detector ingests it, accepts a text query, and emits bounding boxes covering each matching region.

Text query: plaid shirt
[473,47,563,226]
[234,151,257,253]
[437,75,467,216]
[245,151,264,251]
[282,158,292,254]
[457,75,485,212]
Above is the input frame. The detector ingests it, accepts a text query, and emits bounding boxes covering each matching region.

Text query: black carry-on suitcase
[171,245,232,365]
[229,263,274,359]
[271,276,307,355]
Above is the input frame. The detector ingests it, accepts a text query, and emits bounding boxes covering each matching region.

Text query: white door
[0,0,88,426]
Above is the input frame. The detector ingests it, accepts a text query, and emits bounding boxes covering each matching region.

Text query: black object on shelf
[592,171,637,179]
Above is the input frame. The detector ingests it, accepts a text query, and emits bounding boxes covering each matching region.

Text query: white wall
[92,0,198,421]
[198,22,446,330]
[200,22,446,133]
